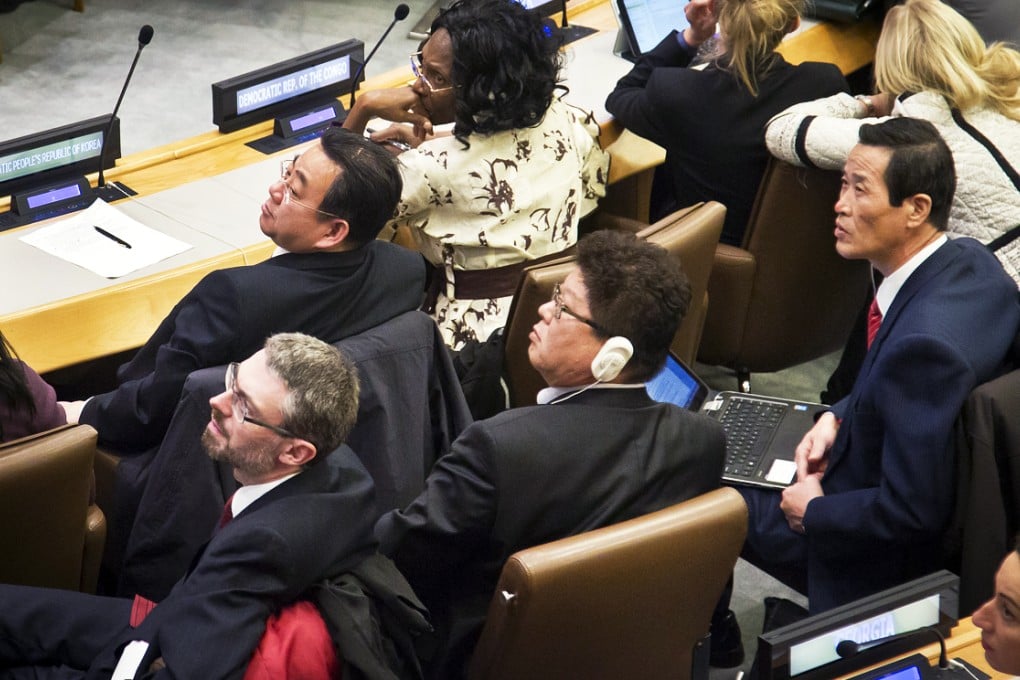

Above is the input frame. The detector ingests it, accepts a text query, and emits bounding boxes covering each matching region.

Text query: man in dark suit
[740,118,1020,613]
[60,126,426,452]
[0,332,378,679]
[376,230,728,678]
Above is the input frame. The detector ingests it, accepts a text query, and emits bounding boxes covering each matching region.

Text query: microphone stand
[95,25,154,202]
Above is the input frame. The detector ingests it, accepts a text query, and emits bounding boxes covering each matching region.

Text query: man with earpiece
[375,230,728,679]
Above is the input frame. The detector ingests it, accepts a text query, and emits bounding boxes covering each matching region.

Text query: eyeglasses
[279,158,342,219]
[410,53,455,94]
[551,282,608,335]
[225,362,297,439]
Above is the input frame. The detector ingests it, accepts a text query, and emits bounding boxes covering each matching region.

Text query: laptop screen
[614,0,691,56]
[645,353,707,410]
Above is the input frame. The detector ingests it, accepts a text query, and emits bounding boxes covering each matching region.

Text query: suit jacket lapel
[826,240,959,474]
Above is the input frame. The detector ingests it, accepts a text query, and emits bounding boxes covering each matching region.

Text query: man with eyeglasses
[376,230,727,679]
[59,126,426,453]
[0,332,381,678]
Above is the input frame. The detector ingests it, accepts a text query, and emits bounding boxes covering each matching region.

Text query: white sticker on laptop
[765,459,797,485]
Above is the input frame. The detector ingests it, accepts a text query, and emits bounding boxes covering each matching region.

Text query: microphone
[836,626,948,670]
[96,24,155,192]
[349,4,410,109]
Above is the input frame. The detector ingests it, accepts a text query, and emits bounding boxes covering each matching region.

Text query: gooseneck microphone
[836,626,948,670]
[96,24,155,191]
[348,4,410,110]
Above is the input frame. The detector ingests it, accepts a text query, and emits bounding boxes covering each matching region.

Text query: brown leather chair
[0,424,106,593]
[466,487,748,680]
[503,202,727,408]
[697,158,871,391]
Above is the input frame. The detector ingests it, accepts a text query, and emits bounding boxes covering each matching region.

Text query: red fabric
[218,494,235,529]
[243,600,341,680]
[130,595,158,627]
[866,298,883,349]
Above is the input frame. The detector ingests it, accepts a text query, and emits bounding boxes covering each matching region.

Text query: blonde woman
[767,0,1020,283]
[606,0,847,245]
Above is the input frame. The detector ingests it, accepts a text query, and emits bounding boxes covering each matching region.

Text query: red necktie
[217,494,234,529]
[866,298,883,349]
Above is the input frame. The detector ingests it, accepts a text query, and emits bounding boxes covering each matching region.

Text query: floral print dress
[386,97,611,349]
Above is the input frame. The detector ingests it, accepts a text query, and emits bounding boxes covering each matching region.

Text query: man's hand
[684,0,717,47]
[59,400,86,424]
[781,474,823,534]
[794,411,838,480]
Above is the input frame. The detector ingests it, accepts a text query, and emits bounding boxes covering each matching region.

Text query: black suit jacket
[117,311,472,601]
[81,241,426,451]
[0,447,378,680]
[605,31,848,245]
[376,388,726,677]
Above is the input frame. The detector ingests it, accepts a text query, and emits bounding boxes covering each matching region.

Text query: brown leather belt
[422,246,576,312]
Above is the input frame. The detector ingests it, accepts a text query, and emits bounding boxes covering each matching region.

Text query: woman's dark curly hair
[430,0,565,144]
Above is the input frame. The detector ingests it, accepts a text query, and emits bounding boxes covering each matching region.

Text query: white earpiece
[591,336,634,382]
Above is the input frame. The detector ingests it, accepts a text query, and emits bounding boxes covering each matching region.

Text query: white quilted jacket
[765,91,1020,284]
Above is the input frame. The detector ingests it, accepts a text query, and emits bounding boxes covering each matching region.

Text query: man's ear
[279,439,318,468]
[786,15,801,34]
[904,193,933,229]
[315,218,351,250]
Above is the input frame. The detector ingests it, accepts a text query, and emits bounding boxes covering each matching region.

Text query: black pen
[94,225,132,249]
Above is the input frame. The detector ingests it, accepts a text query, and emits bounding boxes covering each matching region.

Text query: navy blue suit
[742,238,1020,612]
[0,446,378,679]
[80,241,426,451]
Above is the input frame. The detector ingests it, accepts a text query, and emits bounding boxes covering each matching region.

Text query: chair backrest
[503,202,727,408]
[467,487,748,680]
[946,366,1020,615]
[0,423,106,593]
[699,158,870,372]
[637,202,726,365]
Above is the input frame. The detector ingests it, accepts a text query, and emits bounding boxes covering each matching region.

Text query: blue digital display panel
[25,182,83,210]
[289,106,339,132]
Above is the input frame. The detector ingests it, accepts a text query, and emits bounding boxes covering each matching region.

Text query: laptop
[646,353,828,490]
[610,0,691,60]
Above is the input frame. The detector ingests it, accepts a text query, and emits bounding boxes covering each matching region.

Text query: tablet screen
[615,0,691,56]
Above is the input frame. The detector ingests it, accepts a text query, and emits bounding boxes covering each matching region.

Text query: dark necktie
[866,298,883,349]
[217,494,235,529]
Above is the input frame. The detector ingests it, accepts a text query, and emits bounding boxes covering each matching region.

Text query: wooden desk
[0,0,879,373]
[835,618,1006,680]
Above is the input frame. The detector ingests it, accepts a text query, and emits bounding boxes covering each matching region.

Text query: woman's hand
[684,0,718,47]
[368,124,424,155]
[343,86,434,136]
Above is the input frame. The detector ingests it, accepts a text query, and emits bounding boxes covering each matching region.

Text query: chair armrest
[81,504,107,594]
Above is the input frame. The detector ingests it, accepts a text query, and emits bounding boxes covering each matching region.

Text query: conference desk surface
[0,0,879,373]
[836,617,1006,679]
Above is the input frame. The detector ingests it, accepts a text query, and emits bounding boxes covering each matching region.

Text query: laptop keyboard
[718,397,788,477]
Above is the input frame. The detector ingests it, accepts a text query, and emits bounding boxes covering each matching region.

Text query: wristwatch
[854,94,876,117]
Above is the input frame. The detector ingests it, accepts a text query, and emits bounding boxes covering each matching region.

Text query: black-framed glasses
[551,282,608,335]
[225,362,297,439]
[409,52,455,94]
[279,158,342,219]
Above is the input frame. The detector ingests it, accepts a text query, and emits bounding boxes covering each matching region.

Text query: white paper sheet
[19,199,192,278]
